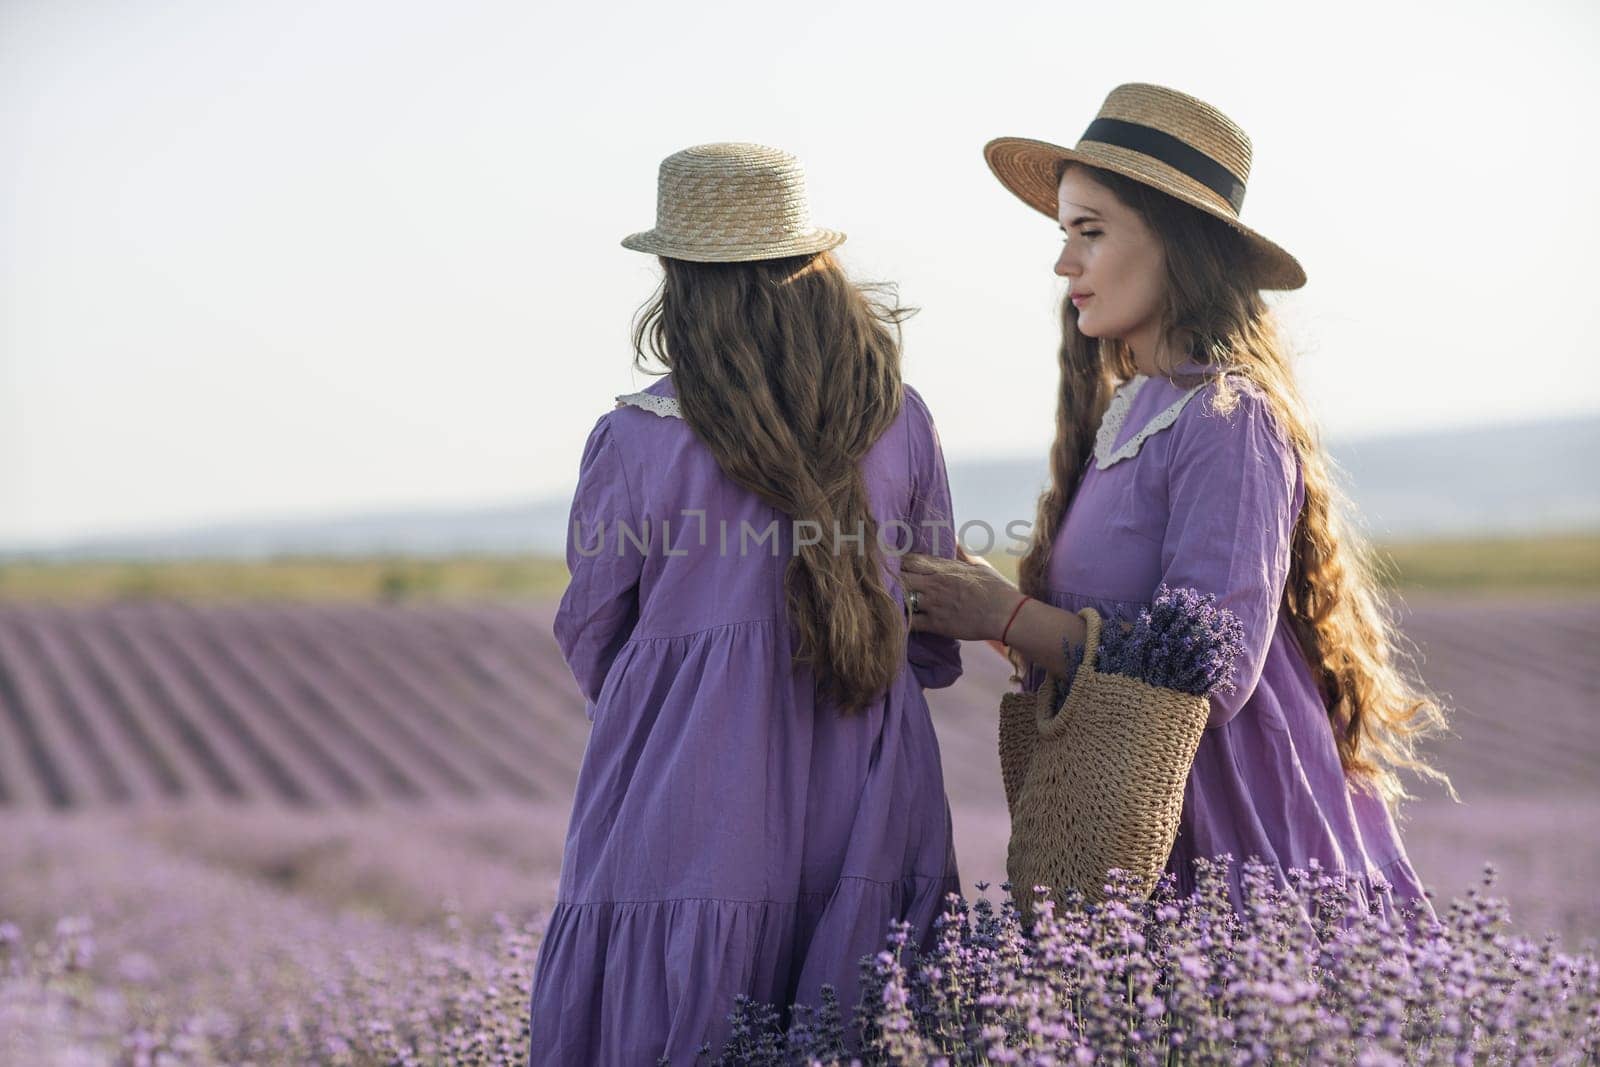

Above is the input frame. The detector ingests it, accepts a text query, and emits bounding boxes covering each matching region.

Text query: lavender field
[0,593,1596,1062]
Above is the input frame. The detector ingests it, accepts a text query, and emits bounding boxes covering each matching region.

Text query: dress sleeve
[903,385,964,690]
[1158,382,1301,729]
[553,416,645,713]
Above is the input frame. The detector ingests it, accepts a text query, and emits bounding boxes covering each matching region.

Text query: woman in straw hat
[528,143,964,1064]
[901,84,1453,916]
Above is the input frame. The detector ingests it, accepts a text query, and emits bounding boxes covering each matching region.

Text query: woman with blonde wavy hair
[528,143,964,1064]
[902,84,1453,915]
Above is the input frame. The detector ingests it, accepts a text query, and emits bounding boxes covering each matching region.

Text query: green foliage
[0,555,573,603]
[1,530,1596,603]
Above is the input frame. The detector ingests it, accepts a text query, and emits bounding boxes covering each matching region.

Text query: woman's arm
[553,416,645,714]
[1157,384,1300,729]
[997,595,1089,679]
[900,553,1089,679]
[902,386,963,689]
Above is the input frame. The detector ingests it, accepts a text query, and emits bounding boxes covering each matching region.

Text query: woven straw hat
[984,84,1305,290]
[622,142,846,263]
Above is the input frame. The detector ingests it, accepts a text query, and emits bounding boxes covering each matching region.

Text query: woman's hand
[957,544,1002,575]
[900,551,1023,643]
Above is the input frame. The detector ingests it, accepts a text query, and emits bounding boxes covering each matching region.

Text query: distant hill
[5,413,1596,561]
[4,499,577,562]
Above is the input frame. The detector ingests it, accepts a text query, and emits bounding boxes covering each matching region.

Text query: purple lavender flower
[8,811,1598,1065]
[1091,584,1246,696]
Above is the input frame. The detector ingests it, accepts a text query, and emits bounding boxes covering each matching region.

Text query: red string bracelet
[1000,594,1032,646]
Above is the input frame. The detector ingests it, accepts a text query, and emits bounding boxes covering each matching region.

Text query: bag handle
[1075,606,1103,673]
[1035,607,1103,734]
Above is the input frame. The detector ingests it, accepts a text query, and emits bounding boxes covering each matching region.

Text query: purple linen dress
[1033,357,1433,918]
[528,376,963,1065]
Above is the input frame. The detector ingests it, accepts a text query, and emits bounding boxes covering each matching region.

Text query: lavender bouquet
[1056,584,1247,707]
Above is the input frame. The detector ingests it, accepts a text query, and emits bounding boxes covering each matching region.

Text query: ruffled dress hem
[529,872,962,1064]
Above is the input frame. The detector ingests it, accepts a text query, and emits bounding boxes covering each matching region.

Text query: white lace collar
[1092,374,1215,470]
[615,390,683,419]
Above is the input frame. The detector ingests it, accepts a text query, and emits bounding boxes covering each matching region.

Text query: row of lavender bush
[4,856,1596,1065]
[723,858,1600,1065]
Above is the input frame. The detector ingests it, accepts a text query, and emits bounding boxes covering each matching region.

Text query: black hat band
[1080,117,1246,214]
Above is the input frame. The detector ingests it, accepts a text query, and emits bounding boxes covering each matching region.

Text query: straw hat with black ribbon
[622,142,846,263]
[984,83,1306,290]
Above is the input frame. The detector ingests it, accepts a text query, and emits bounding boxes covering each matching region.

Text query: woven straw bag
[998,606,1210,921]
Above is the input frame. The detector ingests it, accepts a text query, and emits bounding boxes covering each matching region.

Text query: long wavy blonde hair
[1018,163,1456,813]
[633,250,912,713]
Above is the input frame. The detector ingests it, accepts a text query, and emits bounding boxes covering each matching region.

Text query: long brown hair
[632,251,913,713]
[1018,163,1455,813]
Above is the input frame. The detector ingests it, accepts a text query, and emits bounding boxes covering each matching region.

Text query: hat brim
[620,227,847,264]
[983,136,1306,291]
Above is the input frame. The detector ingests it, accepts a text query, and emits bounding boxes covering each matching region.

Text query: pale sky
[3,0,1597,546]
